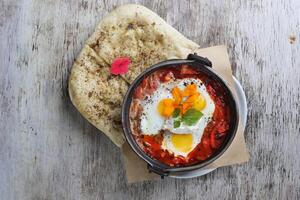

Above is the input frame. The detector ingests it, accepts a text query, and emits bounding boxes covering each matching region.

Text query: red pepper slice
[143,135,161,151]
[210,132,217,149]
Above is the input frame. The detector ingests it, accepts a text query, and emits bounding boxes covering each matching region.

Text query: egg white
[140,82,175,135]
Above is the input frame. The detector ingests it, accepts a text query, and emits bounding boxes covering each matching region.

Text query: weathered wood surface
[1,0,299,199]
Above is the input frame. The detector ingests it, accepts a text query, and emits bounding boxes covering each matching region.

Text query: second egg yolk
[171,134,193,153]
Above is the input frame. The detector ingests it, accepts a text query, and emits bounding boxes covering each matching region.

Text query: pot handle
[187,53,212,67]
[147,164,169,179]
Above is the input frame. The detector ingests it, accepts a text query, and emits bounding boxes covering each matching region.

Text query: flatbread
[68,4,200,147]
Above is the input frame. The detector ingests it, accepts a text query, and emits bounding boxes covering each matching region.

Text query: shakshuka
[129,65,231,167]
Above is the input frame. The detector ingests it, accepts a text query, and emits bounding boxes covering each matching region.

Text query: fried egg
[140,84,173,135]
[140,78,215,157]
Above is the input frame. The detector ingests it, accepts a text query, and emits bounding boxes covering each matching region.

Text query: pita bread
[68,4,199,147]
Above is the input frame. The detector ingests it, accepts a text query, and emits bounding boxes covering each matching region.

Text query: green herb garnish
[172,108,181,118]
[182,108,203,126]
[173,120,181,128]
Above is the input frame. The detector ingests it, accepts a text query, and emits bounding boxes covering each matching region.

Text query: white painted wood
[0,0,299,199]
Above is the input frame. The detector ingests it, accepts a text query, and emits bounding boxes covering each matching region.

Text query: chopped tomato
[133,87,144,100]
[210,132,217,149]
[180,65,198,75]
[143,135,161,150]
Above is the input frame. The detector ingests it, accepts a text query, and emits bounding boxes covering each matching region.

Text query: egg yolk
[193,95,206,111]
[171,134,193,153]
[157,99,175,117]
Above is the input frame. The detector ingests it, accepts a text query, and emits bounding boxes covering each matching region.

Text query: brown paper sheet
[121,45,249,183]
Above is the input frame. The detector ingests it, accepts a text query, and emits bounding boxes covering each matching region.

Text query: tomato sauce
[130,65,231,167]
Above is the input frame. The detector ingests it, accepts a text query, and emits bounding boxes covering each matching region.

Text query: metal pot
[121,54,239,178]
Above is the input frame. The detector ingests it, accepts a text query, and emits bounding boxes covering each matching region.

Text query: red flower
[110,57,131,75]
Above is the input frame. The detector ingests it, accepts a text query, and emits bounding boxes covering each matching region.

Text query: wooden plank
[0,0,299,199]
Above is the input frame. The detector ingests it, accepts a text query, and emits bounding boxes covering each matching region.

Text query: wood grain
[0,0,299,199]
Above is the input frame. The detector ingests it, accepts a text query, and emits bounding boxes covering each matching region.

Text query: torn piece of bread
[68,4,199,147]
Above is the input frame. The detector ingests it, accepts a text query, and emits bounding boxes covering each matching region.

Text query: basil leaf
[182,108,203,126]
[173,120,181,128]
[172,108,181,118]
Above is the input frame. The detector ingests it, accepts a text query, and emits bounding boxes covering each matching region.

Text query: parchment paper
[121,45,250,183]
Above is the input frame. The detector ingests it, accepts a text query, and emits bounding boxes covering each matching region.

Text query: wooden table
[1,0,299,199]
